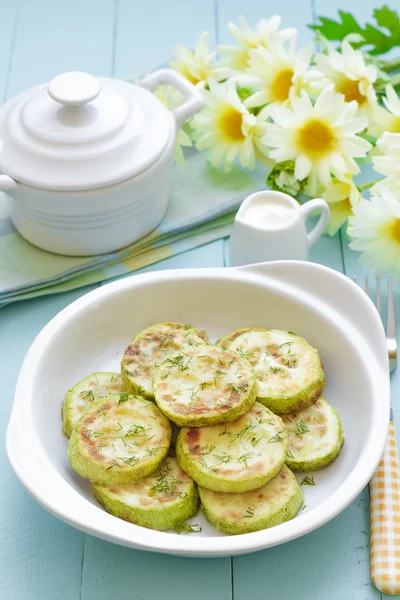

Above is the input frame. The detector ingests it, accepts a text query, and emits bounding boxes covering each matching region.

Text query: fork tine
[353,275,357,283]
[365,275,369,296]
[376,276,381,317]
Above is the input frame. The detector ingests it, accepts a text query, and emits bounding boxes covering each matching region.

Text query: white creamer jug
[229,190,330,266]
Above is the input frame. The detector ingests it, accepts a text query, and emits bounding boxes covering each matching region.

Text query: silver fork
[354,276,397,372]
[354,275,400,595]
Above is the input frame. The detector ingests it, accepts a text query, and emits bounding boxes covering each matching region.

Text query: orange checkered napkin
[370,421,400,595]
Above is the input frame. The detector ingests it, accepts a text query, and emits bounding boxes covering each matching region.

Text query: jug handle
[300,199,331,247]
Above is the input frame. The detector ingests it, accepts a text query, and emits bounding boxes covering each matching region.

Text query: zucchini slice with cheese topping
[68,393,171,484]
[217,327,268,350]
[153,345,257,427]
[176,403,287,492]
[226,329,325,414]
[283,397,344,472]
[62,372,127,437]
[93,453,199,531]
[199,464,303,535]
[121,322,209,399]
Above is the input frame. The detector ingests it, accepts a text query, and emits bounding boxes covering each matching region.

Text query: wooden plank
[105,239,226,284]
[81,542,232,600]
[0,1,115,598]
[233,487,381,600]
[0,289,100,600]
[81,4,232,600]
[7,0,115,95]
[114,0,216,78]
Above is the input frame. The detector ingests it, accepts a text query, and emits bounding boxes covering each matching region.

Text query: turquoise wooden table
[1,0,398,598]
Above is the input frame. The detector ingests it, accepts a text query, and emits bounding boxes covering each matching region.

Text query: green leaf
[310,5,400,55]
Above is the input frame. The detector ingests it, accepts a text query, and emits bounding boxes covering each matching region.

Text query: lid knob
[48,71,101,107]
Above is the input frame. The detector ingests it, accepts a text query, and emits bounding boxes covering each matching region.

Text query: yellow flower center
[218,107,245,141]
[297,119,336,158]
[387,219,400,245]
[389,116,400,134]
[270,68,294,103]
[336,77,366,105]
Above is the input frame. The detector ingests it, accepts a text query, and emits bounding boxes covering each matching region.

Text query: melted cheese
[63,372,127,435]
[154,345,255,422]
[121,322,209,396]
[180,403,287,480]
[228,329,323,398]
[94,454,194,509]
[77,394,171,472]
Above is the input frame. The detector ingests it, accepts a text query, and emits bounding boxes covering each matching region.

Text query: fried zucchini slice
[217,327,268,349]
[176,403,287,492]
[226,329,325,414]
[199,464,303,535]
[93,453,199,531]
[283,397,344,472]
[121,322,209,399]
[68,394,171,484]
[62,372,127,437]
[153,345,257,427]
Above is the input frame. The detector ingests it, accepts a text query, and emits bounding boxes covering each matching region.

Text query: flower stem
[381,57,400,73]
[376,72,400,91]
[358,179,382,192]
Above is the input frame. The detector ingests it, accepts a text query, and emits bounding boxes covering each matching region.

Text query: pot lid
[0,71,173,190]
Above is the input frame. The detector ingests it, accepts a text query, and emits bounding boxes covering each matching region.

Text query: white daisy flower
[372,131,400,194]
[153,85,192,165]
[321,177,361,236]
[191,78,270,172]
[218,16,298,72]
[238,41,314,108]
[348,186,400,277]
[170,32,231,86]
[369,85,400,138]
[262,86,371,194]
[315,40,377,114]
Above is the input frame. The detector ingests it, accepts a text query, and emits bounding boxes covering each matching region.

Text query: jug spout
[0,174,18,192]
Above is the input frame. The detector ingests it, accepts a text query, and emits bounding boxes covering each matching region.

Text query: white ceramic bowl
[6,261,389,557]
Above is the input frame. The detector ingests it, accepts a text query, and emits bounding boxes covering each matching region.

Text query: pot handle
[139,68,204,128]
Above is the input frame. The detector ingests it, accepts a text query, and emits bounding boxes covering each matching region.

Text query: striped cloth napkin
[0,150,267,308]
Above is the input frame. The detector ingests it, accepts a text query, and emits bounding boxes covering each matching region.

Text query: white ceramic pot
[0,70,204,256]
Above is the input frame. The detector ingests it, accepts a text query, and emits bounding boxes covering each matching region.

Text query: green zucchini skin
[121,322,209,399]
[93,453,199,531]
[68,394,171,484]
[199,465,303,535]
[283,397,344,472]
[176,403,287,492]
[62,372,127,437]
[224,328,325,414]
[153,345,257,427]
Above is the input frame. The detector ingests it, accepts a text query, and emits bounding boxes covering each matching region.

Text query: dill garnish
[244,507,254,518]
[268,430,285,443]
[174,522,202,534]
[277,341,293,349]
[295,420,309,438]
[301,476,316,486]
[117,393,130,405]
